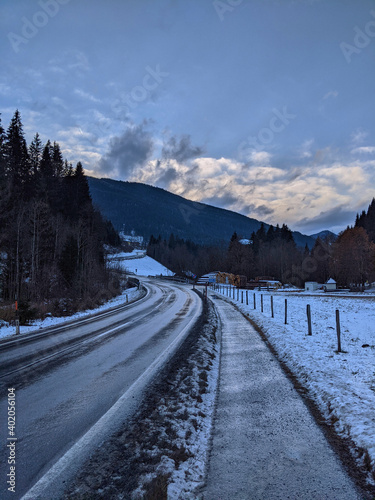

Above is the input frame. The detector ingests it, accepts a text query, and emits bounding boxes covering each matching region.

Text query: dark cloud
[162,134,204,163]
[295,205,355,234]
[156,166,178,187]
[204,193,238,207]
[242,204,275,217]
[99,123,153,177]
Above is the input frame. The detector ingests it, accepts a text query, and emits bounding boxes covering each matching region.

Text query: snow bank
[0,287,142,341]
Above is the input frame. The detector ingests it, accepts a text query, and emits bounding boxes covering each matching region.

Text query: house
[324,278,337,291]
[305,281,321,292]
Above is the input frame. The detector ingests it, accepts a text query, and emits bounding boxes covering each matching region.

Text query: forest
[0,110,121,323]
[148,203,375,289]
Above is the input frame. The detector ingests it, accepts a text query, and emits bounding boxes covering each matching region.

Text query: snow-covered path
[203,294,363,500]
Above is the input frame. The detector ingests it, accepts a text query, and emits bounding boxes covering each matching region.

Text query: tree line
[0,110,120,322]
[148,209,375,289]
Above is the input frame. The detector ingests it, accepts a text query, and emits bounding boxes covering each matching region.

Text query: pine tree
[52,141,64,177]
[4,110,31,199]
[29,133,43,176]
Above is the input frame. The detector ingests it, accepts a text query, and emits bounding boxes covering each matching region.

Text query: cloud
[162,134,204,163]
[295,205,354,234]
[351,129,368,145]
[74,88,101,103]
[298,139,314,159]
[98,123,154,178]
[126,149,375,234]
[351,146,375,155]
[242,204,275,217]
[249,150,272,165]
[323,90,338,100]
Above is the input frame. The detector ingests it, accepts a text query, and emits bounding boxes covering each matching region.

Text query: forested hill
[88,177,316,249]
[0,110,120,320]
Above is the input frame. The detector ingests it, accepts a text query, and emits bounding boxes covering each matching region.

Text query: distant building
[324,278,337,291]
[196,272,220,285]
[305,281,321,292]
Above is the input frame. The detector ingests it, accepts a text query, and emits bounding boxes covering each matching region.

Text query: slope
[88,177,315,248]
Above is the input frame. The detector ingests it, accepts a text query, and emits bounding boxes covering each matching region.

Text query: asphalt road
[0,279,202,500]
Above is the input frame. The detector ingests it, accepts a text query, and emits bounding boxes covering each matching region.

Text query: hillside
[310,230,338,240]
[88,177,316,248]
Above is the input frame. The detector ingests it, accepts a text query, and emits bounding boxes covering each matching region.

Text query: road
[0,279,202,500]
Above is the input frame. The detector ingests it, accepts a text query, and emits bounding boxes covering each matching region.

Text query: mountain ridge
[87,177,317,249]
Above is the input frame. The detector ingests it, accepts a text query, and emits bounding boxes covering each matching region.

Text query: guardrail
[150,275,193,284]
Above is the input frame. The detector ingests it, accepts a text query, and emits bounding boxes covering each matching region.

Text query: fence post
[336,309,342,352]
[284,298,287,324]
[246,290,248,306]
[261,294,263,313]
[307,304,312,335]
[271,296,274,318]
[237,289,239,301]
[241,291,243,303]
[253,293,256,309]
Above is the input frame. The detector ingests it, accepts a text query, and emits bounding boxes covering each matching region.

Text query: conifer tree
[29,133,43,176]
[4,110,30,199]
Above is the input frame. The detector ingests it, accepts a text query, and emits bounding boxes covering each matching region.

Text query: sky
[1,0,374,236]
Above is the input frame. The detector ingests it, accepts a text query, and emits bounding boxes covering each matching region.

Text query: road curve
[0,279,202,500]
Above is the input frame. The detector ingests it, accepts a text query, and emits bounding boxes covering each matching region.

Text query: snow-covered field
[108,254,174,276]
[213,286,375,483]
[0,287,142,341]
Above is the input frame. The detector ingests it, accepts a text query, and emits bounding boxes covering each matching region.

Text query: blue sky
[1,0,374,235]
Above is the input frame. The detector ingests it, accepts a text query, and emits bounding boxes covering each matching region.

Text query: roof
[326,278,336,284]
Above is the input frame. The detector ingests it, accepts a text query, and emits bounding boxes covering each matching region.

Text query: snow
[0,287,142,341]
[108,254,174,277]
[213,286,375,482]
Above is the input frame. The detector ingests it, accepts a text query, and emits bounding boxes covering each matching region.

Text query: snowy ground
[0,287,142,341]
[213,285,375,484]
[108,254,174,277]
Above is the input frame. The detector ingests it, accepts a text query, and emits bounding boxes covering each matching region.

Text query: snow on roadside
[132,305,220,499]
[213,286,375,483]
[108,254,174,276]
[0,287,142,341]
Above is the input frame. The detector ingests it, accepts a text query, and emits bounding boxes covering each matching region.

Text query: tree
[332,227,375,286]
[52,141,64,178]
[0,110,121,318]
[355,199,375,243]
[29,133,43,176]
[4,110,31,199]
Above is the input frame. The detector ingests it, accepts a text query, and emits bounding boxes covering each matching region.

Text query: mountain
[88,177,316,248]
[309,230,338,241]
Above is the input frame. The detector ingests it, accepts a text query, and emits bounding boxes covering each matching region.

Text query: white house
[305,281,321,292]
[324,278,337,291]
